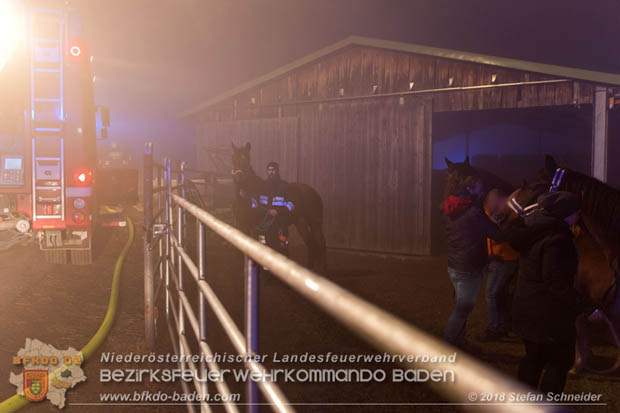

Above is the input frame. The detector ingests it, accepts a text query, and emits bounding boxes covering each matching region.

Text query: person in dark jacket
[505,191,595,394]
[260,161,294,254]
[443,176,504,347]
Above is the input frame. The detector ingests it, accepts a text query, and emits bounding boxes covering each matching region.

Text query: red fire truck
[0,0,105,264]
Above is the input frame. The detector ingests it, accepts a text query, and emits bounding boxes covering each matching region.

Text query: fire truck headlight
[0,1,25,72]
[73,198,86,210]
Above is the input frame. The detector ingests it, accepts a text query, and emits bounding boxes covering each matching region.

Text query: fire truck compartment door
[36,160,61,181]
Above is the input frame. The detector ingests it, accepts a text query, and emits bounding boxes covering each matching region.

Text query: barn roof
[179,35,620,119]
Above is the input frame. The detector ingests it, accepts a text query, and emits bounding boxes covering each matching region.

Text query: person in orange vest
[479,188,518,342]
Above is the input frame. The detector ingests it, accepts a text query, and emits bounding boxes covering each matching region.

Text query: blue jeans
[444,268,483,345]
[485,260,517,333]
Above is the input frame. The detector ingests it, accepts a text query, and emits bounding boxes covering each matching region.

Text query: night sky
[72,0,620,164]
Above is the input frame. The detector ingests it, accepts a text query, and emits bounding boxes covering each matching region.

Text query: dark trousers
[484,260,517,333]
[265,223,289,256]
[518,337,575,394]
[444,268,483,344]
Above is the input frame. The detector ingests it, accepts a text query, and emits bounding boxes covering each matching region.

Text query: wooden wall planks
[296,98,432,254]
[192,44,599,255]
[197,117,299,182]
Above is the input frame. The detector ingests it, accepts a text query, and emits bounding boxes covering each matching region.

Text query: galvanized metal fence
[142,141,554,413]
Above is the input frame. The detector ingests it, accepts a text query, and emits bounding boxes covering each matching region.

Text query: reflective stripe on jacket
[250,194,294,212]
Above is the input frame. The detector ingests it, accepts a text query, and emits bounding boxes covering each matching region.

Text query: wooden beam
[591,86,609,182]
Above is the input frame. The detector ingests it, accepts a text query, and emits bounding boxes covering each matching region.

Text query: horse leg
[294,218,315,267]
[232,199,252,236]
[571,316,589,374]
[580,290,620,374]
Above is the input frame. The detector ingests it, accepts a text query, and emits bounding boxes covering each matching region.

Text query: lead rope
[257,210,276,233]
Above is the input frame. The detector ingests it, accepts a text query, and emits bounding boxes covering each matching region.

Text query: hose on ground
[0,216,135,412]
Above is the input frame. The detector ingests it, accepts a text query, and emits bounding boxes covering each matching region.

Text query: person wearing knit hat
[262,161,292,255]
[266,161,279,173]
[505,190,595,394]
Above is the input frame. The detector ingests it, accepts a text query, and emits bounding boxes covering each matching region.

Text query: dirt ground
[0,208,183,413]
[0,208,618,413]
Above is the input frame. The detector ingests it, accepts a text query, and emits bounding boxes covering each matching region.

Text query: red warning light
[73,169,92,185]
[72,211,86,224]
[70,46,81,57]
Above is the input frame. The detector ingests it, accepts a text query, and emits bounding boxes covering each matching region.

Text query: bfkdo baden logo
[9,338,87,409]
[23,370,49,402]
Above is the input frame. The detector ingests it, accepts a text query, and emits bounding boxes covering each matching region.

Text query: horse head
[444,156,479,199]
[531,154,560,190]
[499,181,541,224]
[498,155,561,223]
[443,156,514,202]
[231,142,254,185]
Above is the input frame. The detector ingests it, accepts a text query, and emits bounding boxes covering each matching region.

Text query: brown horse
[231,142,327,272]
[502,155,620,374]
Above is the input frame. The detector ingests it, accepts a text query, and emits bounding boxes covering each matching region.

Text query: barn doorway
[430,105,593,254]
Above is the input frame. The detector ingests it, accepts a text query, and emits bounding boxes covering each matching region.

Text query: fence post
[177,162,186,360]
[197,219,208,399]
[196,161,208,396]
[164,158,172,317]
[244,256,260,413]
[144,142,155,350]
[210,173,216,209]
[180,161,187,238]
[157,166,164,281]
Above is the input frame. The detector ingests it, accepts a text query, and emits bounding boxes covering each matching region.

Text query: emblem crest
[23,370,48,402]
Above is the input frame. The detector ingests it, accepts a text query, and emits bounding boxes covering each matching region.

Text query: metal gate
[142,141,552,413]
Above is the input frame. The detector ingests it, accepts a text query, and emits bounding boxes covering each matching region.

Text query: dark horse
[231,142,327,272]
[503,155,620,374]
[443,156,514,203]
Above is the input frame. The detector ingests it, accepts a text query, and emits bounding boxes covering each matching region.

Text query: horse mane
[561,169,620,247]
[245,162,257,177]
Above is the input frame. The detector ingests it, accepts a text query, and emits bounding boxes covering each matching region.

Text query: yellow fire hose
[0,216,135,412]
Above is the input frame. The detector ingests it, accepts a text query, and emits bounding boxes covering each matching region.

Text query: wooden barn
[179,36,620,256]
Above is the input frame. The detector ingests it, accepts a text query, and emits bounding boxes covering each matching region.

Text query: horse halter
[549,168,566,193]
[507,168,567,218]
[507,196,540,217]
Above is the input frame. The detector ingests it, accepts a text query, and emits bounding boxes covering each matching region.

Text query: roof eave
[178,35,620,119]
